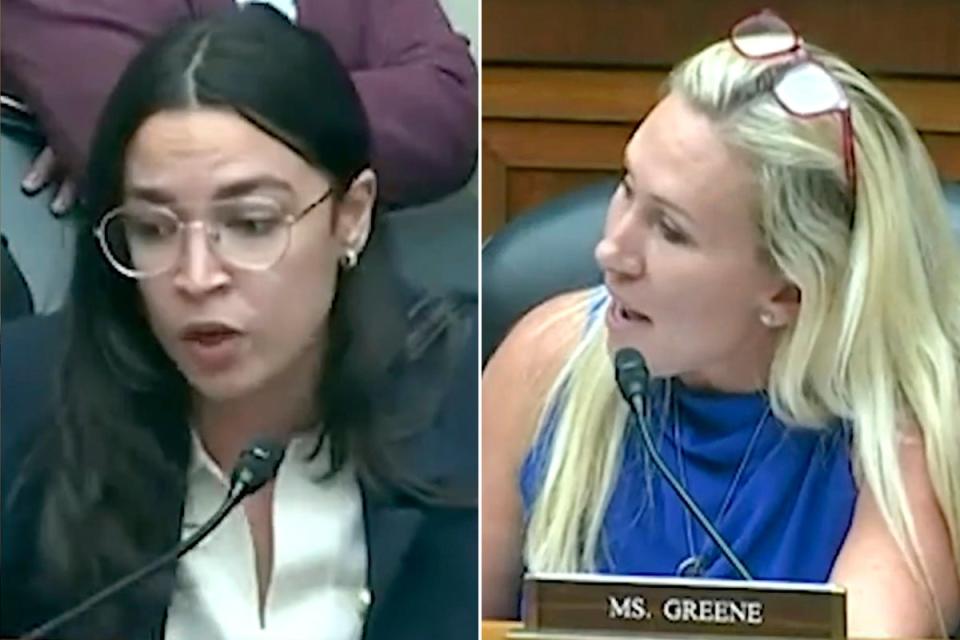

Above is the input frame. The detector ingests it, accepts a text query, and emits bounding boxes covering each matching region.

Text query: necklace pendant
[676,555,704,577]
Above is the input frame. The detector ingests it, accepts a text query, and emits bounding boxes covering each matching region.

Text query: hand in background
[21,146,76,216]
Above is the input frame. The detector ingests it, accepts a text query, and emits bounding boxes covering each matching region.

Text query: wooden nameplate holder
[509,572,846,639]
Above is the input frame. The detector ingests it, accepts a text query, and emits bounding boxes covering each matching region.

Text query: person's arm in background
[340,0,477,206]
[1,0,191,191]
[2,0,477,209]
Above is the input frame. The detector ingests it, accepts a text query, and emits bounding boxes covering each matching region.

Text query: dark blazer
[0,306,478,639]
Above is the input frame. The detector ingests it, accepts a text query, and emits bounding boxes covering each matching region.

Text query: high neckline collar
[644,377,771,438]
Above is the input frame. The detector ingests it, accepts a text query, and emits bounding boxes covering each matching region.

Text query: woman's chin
[603,337,674,382]
[179,363,258,401]
[605,333,649,364]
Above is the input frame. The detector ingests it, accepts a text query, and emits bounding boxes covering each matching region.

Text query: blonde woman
[483,10,960,637]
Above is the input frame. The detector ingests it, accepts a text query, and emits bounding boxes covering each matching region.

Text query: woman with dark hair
[0,6,477,639]
[1,235,34,321]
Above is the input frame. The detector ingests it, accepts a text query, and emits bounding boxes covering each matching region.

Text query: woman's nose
[595,216,645,279]
[172,222,230,296]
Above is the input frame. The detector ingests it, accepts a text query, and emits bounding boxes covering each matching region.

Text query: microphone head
[229,438,286,499]
[614,348,649,400]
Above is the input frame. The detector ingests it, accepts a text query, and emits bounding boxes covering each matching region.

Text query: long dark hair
[22,5,471,634]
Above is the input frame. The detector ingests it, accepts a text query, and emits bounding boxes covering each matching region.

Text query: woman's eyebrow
[651,193,695,225]
[212,176,294,199]
[125,185,176,204]
[125,176,294,202]
[621,157,694,225]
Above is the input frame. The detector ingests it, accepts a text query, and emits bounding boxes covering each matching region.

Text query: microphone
[613,348,753,581]
[20,437,286,640]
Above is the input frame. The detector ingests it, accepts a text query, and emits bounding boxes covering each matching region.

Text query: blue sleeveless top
[520,289,857,583]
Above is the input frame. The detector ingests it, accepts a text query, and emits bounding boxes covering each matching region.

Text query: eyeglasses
[94,189,333,279]
[729,9,858,213]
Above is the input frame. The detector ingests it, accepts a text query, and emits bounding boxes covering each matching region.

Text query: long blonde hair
[525,38,960,626]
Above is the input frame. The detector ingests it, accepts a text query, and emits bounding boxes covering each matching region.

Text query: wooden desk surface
[483,620,521,640]
[480,621,935,640]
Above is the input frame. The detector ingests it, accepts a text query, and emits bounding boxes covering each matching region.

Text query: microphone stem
[627,394,754,581]
[19,494,241,640]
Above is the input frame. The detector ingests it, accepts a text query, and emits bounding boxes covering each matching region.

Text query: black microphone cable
[613,348,753,581]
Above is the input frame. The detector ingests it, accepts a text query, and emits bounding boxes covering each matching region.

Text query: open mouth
[617,303,650,323]
[608,299,652,326]
[180,321,243,343]
[179,323,246,371]
[183,328,241,346]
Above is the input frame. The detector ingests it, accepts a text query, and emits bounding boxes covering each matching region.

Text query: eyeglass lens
[732,13,797,57]
[101,206,291,276]
[775,64,847,116]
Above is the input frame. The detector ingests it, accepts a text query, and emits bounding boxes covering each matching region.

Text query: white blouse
[165,430,369,640]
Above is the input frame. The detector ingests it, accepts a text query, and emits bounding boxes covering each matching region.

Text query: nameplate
[513,572,846,639]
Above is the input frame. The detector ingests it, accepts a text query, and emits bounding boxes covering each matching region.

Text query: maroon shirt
[1,0,478,206]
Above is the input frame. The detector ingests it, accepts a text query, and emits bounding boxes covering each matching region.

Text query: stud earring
[339,248,358,270]
[760,311,776,327]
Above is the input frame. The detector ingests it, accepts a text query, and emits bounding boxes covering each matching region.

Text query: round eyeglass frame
[93,188,334,279]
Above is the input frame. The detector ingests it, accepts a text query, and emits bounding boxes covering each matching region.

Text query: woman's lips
[606,299,652,330]
[179,325,245,372]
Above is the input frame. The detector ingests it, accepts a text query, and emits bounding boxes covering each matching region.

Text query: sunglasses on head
[729,9,858,217]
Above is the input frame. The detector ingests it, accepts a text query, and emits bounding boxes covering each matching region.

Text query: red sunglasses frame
[729,9,858,216]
